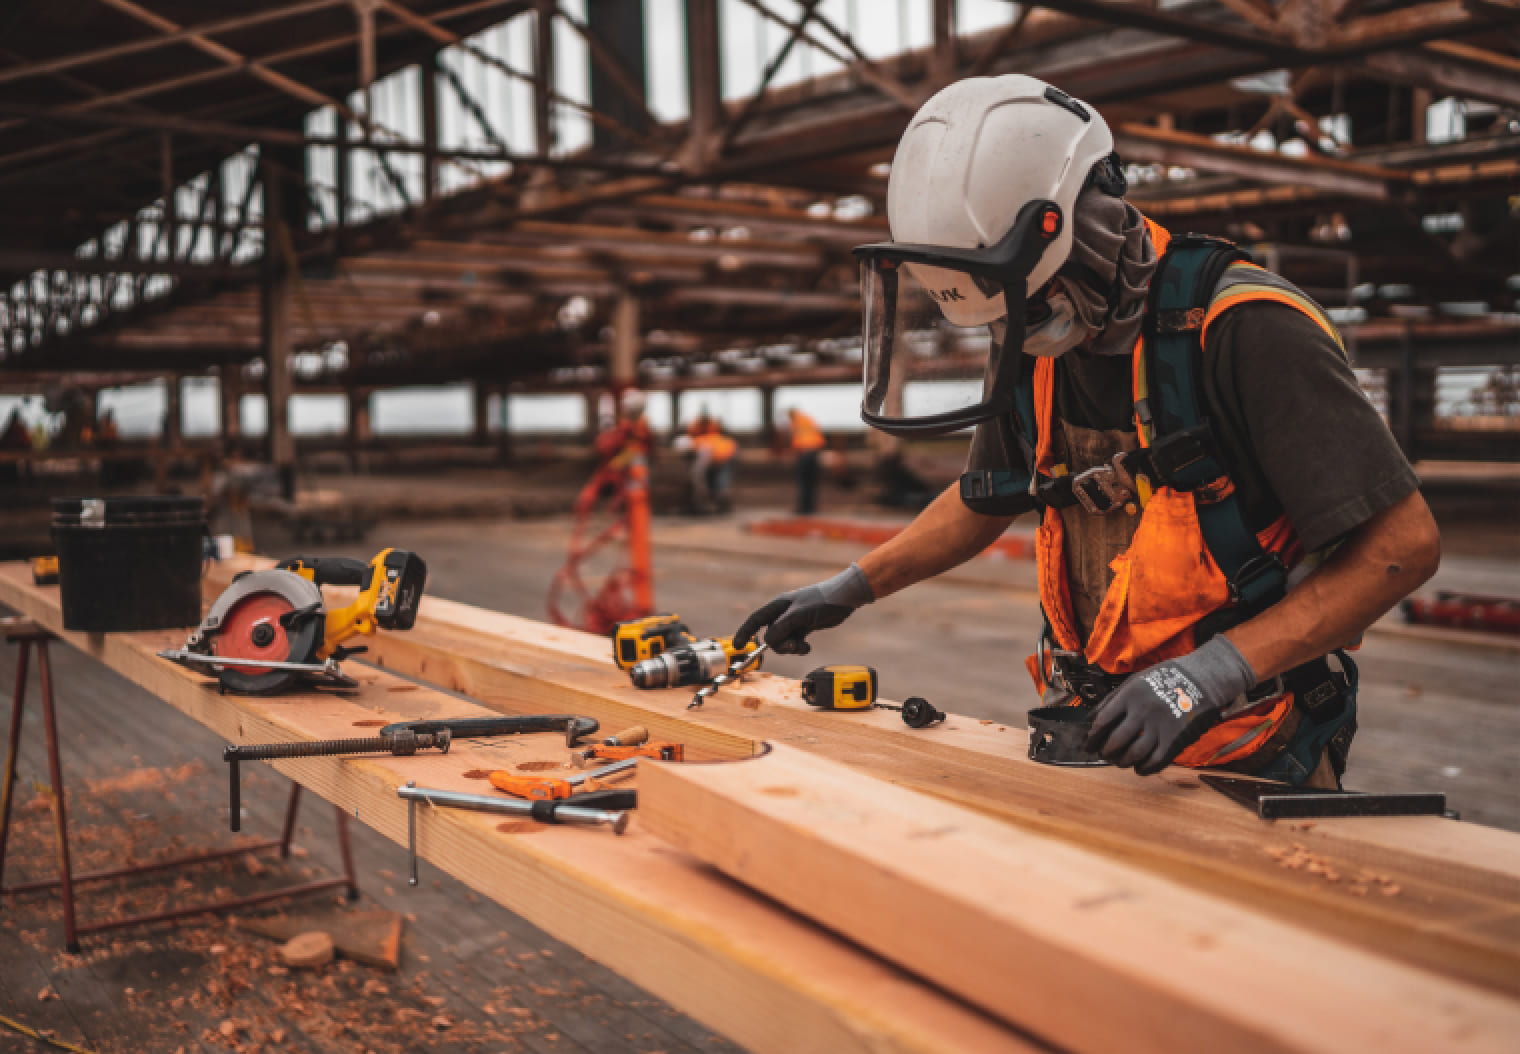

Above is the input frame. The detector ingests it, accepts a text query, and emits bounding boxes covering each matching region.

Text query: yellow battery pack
[611,614,692,669]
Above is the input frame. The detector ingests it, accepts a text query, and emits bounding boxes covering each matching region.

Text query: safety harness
[961,235,1356,779]
[962,235,1288,612]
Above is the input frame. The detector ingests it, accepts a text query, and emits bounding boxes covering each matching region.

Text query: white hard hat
[619,389,647,416]
[886,75,1117,326]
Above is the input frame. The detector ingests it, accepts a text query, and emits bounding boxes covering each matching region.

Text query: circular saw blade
[206,570,325,694]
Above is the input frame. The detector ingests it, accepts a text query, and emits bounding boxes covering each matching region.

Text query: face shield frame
[852,198,1065,437]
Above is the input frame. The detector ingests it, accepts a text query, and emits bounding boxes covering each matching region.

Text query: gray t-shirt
[965,300,1419,553]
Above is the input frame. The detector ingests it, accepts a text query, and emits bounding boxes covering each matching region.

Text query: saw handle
[278,556,372,589]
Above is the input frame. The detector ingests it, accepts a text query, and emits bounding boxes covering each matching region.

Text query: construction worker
[735,75,1440,789]
[691,423,739,514]
[786,406,827,515]
[687,407,720,439]
[595,389,653,466]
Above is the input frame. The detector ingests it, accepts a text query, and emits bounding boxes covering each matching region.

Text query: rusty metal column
[535,0,556,158]
[932,0,957,81]
[421,47,440,201]
[474,383,492,446]
[163,374,182,449]
[611,291,641,389]
[219,366,240,453]
[683,0,722,172]
[348,387,371,472]
[261,169,296,502]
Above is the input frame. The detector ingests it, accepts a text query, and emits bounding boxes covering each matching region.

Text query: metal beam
[0,102,666,174]
[1114,122,1404,199]
[0,0,350,87]
[1359,45,1520,110]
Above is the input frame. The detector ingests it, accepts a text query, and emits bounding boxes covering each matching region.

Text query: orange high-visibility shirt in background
[789,411,825,452]
[696,432,738,463]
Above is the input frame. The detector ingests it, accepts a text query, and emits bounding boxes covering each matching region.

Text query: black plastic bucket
[51,496,205,632]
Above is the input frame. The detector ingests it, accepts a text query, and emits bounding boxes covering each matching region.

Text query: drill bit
[688,642,768,709]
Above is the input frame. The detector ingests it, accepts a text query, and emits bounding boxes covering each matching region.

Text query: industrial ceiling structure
[1,0,1517,464]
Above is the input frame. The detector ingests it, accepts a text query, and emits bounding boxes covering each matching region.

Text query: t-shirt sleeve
[1204,303,1419,553]
[960,416,1038,516]
[965,416,1023,474]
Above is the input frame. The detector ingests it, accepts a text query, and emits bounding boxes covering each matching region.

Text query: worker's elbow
[1408,515,1442,587]
[1395,495,1443,589]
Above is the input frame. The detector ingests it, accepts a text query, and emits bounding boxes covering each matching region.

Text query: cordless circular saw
[160,549,427,694]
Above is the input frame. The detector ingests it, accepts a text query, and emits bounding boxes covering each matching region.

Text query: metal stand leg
[335,808,359,900]
[0,623,360,950]
[35,639,80,952]
[0,639,32,895]
[279,783,302,857]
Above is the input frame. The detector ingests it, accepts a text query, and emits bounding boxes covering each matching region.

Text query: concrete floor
[276,511,1520,833]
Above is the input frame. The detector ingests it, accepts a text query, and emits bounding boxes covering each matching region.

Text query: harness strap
[1143,235,1288,613]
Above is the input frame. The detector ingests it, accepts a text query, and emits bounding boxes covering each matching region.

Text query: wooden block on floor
[639,744,1520,1054]
[235,909,403,970]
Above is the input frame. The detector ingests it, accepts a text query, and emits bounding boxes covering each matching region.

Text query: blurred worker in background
[736,75,1439,790]
[687,407,719,439]
[596,389,653,465]
[691,421,738,514]
[786,406,826,515]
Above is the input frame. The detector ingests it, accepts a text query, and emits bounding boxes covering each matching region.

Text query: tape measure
[801,665,878,710]
[801,664,947,728]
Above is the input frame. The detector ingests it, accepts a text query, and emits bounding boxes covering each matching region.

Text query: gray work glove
[733,564,874,656]
[1085,635,1257,775]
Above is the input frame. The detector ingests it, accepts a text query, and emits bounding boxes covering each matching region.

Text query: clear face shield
[855,199,1064,437]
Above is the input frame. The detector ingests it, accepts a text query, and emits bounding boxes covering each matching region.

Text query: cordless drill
[629,636,760,689]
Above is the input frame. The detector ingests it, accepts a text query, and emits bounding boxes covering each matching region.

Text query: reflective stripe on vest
[1033,223,1326,770]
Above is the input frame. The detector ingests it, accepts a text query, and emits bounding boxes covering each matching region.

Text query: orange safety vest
[1030,220,1344,769]
[790,412,826,452]
[695,432,738,463]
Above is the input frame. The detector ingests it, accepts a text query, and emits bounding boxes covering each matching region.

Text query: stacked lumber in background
[3,558,1519,1054]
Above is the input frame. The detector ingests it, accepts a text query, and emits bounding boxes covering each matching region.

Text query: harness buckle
[1070,464,1134,515]
[1146,426,1213,489]
[1050,649,1126,704]
[1228,553,1287,609]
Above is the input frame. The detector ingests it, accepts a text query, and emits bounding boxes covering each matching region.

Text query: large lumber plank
[356,591,1520,996]
[201,561,1520,996]
[0,563,1039,1054]
[639,744,1520,1054]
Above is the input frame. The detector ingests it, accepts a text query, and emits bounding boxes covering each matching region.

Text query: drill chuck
[629,639,729,689]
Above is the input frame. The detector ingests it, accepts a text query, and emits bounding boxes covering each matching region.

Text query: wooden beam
[1113,122,1403,199]
[0,562,1035,1054]
[301,567,1520,999]
[639,744,1520,1054]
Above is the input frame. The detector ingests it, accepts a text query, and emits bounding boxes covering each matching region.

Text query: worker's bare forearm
[858,484,1015,599]
[1226,490,1441,682]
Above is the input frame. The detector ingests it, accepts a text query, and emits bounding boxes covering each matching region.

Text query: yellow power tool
[30,556,59,585]
[160,549,427,693]
[610,613,692,670]
[628,636,761,689]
